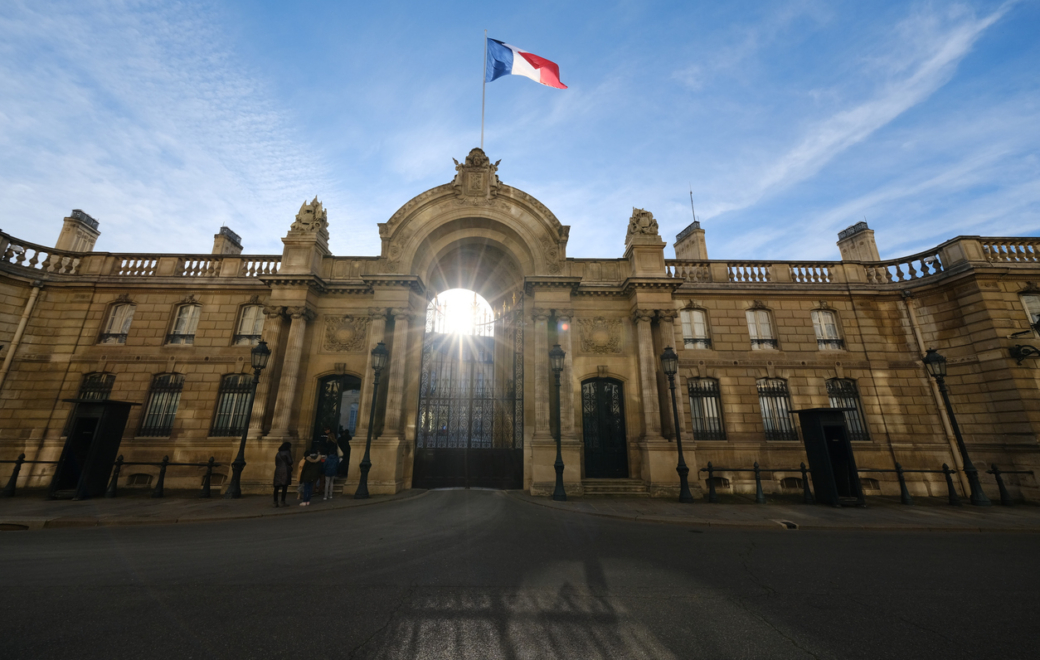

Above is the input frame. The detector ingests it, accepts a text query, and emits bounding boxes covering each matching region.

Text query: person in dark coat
[337,427,352,477]
[298,451,323,507]
[273,442,293,507]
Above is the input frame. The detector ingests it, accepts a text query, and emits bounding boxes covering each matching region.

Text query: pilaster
[381,308,412,439]
[268,306,315,439]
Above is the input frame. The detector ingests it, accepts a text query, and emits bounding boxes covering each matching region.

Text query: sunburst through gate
[413,290,524,489]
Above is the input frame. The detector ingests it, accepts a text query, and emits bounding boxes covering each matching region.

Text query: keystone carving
[578,317,623,355]
[452,148,501,203]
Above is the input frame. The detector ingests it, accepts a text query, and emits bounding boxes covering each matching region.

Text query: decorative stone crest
[452,148,501,203]
[627,208,659,237]
[290,197,329,233]
[322,315,370,352]
[541,236,562,274]
[578,317,623,354]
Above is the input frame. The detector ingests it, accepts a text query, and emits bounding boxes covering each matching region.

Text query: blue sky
[1,0,1038,261]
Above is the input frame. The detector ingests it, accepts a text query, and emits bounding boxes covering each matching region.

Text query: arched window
[757,378,797,441]
[139,374,184,437]
[680,309,711,349]
[233,305,265,346]
[78,372,115,400]
[826,379,870,441]
[811,309,844,350]
[99,303,135,344]
[687,378,724,440]
[210,374,254,436]
[746,309,777,350]
[167,304,202,345]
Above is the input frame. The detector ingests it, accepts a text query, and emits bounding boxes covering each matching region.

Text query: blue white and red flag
[485,38,567,89]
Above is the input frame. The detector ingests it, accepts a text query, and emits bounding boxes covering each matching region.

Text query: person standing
[322,447,340,500]
[298,451,322,507]
[337,427,352,477]
[273,442,293,507]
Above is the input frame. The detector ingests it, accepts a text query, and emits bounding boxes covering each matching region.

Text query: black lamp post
[355,341,390,500]
[922,348,990,506]
[549,343,567,501]
[224,340,271,499]
[660,346,695,503]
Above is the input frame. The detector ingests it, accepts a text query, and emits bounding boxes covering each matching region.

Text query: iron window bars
[757,378,798,441]
[210,374,253,437]
[78,373,115,401]
[687,378,725,440]
[826,378,870,441]
[139,374,184,437]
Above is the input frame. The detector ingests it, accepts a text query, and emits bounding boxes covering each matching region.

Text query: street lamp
[660,346,695,503]
[549,343,567,501]
[224,340,272,499]
[922,348,990,506]
[355,341,390,500]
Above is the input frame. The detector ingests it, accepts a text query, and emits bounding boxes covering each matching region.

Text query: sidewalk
[506,491,1040,532]
[0,488,429,530]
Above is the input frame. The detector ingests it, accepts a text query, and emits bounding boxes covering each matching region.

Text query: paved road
[2,490,1037,659]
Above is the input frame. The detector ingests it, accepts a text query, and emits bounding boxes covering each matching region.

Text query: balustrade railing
[981,238,1040,263]
[240,256,280,277]
[0,236,82,275]
[180,257,221,277]
[862,249,943,284]
[728,262,772,283]
[115,256,159,276]
[789,263,832,283]
[666,261,711,283]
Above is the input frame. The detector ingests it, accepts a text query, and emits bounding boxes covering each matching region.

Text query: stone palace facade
[2,148,1039,500]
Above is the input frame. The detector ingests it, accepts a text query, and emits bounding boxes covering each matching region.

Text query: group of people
[272,426,353,507]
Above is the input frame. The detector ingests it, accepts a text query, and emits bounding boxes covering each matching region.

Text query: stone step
[582,479,650,496]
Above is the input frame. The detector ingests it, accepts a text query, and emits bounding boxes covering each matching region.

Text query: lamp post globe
[549,344,567,501]
[355,342,389,500]
[224,340,270,499]
[660,346,695,503]
[922,348,990,506]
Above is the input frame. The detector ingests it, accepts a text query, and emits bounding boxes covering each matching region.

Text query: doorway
[312,374,361,463]
[581,378,629,478]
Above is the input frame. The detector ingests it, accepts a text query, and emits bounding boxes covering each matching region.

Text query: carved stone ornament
[627,207,660,237]
[290,197,329,233]
[540,236,562,274]
[578,317,623,355]
[750,300,768,310]
[113,293,132,305]
[631,309,655,323]
[1021,281,1040,294]
[322,315,370,352]
[452,148,501,203]
[287,306,316,322]
[262,305,285,319]
[532,307,551,322]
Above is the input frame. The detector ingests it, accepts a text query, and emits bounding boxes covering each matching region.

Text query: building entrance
[412,290,524,489]
[581,378,629,478]
[311,374,361,453]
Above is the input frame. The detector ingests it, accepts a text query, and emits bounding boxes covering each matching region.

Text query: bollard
[895,463,914,506]
[2,453,26,498]
[200,457,215,499]
[706,462,718,503]
[991,464,1013,506]
[152,456,169,498]
[105,455,124,498]
[942,464,961,506]
[753,462,765,504]
[800,462,814,505]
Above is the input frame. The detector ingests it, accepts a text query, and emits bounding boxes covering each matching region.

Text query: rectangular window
[827,379,870,441]
[78,373,115,401]
[811,309,844,350]
[167,305,201,345]
[210,374,254,436]
[680,309,711,349]
[139,374,184,437]
[233,305,265,346]
[99,304,135,344]
[687,378,725,440]
[1023,295,1040,336]
[746,309,777,350]
[757,378,797,440]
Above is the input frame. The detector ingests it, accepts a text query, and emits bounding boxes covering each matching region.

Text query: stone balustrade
[861,248,943,284]
[0,234,83,275]
[981,238,1039,263]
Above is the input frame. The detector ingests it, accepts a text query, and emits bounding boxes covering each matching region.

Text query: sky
[1,0,1038,262]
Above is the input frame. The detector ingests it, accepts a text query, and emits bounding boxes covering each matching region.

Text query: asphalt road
[1,490,1038,659]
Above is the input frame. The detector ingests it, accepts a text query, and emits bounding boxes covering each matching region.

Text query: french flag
[485,38,567,89]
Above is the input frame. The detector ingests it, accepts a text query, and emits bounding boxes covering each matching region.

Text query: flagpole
[481,29,487,151]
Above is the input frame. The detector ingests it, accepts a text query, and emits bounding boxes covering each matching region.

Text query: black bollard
[991,464,1013,506]
[105,455,124,498]
[895,462,913,506]
[753,462,766,504]
[942,464,961,506]
[800,462,814,504]
[2,453,26,498]
[706,463,718,503]
[152,456,169,498]
[200,457,215,499]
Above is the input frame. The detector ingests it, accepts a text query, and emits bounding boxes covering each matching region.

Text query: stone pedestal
[344,435,405,495]
[529,437,583,496]
[640,440,701,498]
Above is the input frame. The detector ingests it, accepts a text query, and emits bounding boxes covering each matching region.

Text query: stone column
[268,306,314,438]
[533,308,551,437]
[381,308,411,438]
[633,308,662,439]
[556,309,576,438]
[353,308,387,443]
[248,305,285,436]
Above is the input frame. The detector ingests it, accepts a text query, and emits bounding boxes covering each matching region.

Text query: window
[757,378,797,441]
[680,309,711,349]
[167,304,201,345]
[78,373,115,400]
[811,309,844,350]
[827,378,870,441]
[99,303,134,344]
[746,309,777,349]
[1023,295,1040,336]
[210,374,254,436]
[139,374,184,436]
[233,305,264,346]
[687,378,725,440]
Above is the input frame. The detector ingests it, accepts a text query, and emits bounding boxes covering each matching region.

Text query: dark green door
[581,378,628,478]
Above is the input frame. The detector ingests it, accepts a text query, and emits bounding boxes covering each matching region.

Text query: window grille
[210,374,254,436]
[233,305,264,346]
[746,309,777,350]
[99,303,134,344]
[826,378,870,441]
[78,373,115,401]
[757,378,797,441]
[812,309,844,350]
[687,378,725,440]
[167,304,201,345]
[680,309,712,349]
[139,374,184,437]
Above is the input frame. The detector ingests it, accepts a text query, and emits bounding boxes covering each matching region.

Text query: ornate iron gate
[413,293,524,489]
[581,377,629,478]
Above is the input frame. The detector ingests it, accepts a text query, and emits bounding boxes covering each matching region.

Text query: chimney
[674,220,708,260]
[836,221,880,261]
[212,226,243,255]
[55,210,101,252]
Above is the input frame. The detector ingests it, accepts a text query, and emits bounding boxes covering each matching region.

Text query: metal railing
[1,454,58,497]
[1,454,220,499]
